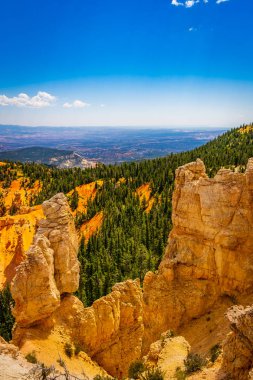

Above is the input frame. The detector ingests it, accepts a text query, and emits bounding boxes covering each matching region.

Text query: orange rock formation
[10,158,253,379]
[11,194,142,378]
[143,158,253,349]
[0,207,44,287]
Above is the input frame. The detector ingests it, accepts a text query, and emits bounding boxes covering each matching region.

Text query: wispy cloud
[63,100,90,109]
[216,0,229,4]
[171,0,200,7]
[171,0,228,7]
[0,92,56,108]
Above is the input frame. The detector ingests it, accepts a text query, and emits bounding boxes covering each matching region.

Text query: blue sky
[0,0,253,127]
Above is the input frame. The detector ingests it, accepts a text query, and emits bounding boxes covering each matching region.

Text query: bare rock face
[144,332,190,379]
[11,193,79,326]
[13,280,144,379]
[222,305,253,379]
[56,280,143,378]
[0,337,35,380]
[143,159,253,349]
[11,235,60,326]
[38,193,80,294]
[11,193,143,378]
[0,336,19,358]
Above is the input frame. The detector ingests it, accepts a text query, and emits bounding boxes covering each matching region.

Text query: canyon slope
[7,158,253,379]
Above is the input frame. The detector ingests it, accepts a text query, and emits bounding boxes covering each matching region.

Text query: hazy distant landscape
[0,125,225,164]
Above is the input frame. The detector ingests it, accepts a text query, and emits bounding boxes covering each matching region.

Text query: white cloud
[171,0,226,7]
[189,26,197,31]
[0,91,56,108]
[171,0,184,6]
[63,100,90,109]
[185,0,199,8]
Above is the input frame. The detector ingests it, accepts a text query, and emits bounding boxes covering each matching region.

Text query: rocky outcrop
[144,332,190,379]
[11,235,60,326]
[38,193,79,294]
[143,158,253,349]
[11,193,143,378]
[222,305,253,379]
[0,337,35,380]
[11,193,79,326]
[13,280,144,378]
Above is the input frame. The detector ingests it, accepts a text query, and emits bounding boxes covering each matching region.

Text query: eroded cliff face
[11,193,143,378]
[11,193,80,326]
[37,193,80,294]
[10,159,253,379]
[143,158,253,349]
[0,207,44,288]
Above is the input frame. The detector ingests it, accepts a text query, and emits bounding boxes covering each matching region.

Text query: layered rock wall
[143,158,253,348]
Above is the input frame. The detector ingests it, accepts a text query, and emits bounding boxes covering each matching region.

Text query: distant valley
[0,125,226,164]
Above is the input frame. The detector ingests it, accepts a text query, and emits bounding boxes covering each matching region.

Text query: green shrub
[25,351,38,364]
[64,342,73,358]
[74,342,88,356]
[210,344,222,363]
[94,376,115,380]
[0,284,15,342]
[184,353,207,374]
[128,360,146,379]
[139,367,164,380]
[174,367,186,380]
[74,344,82,356]
[57,357,65,367]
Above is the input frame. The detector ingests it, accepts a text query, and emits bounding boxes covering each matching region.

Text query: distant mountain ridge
[0,146,97,168]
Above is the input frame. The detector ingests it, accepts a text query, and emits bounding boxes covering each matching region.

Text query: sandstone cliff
[11,193,80,325]
[11,193,143,378]
[10,159,253,379]
[143,158,253,348]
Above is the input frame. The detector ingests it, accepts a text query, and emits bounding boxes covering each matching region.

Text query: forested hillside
[1,125,253,307]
